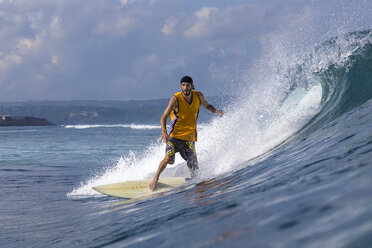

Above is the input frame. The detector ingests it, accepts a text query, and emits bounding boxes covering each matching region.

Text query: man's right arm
[160,96,177,143]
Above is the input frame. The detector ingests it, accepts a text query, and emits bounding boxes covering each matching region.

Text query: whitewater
[1,27,372,248]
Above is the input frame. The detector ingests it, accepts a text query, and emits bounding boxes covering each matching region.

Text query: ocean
[1,30,372,248]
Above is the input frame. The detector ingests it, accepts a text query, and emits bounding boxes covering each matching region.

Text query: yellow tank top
[169,91,200,141]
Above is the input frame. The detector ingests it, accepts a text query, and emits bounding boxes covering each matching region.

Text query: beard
[183,89,191,96]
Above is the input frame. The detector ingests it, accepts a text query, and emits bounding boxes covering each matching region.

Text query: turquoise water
[1,30,372,247]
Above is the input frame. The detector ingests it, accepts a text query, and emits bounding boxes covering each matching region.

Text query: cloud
[15,36,42,54]
[51,56,59,65]
[120,0,130,6]
[93,16,137,36]
[0,0,370,101]
[146,54,158,64]
[0,54,22,72]
[49,16,63,40]
[0,35,42,74]
[194,6,218,20]
[0,1,302,100]
[161,18,177,36]
[184,4,267,40]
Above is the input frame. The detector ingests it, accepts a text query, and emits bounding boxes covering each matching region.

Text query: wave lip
[291,29,372,138]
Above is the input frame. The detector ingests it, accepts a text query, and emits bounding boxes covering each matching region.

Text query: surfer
[149,76,223,191]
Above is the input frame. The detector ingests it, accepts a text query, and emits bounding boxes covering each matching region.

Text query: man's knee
[165,156,175,164]
[187,162,198,171]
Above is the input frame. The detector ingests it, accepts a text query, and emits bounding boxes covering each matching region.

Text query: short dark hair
[180,76,193,84]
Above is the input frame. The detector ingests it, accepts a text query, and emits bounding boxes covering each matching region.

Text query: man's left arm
[197,91,223,117]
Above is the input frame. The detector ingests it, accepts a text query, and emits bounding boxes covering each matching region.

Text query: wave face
[292,30,372,137]
[51,30,372,248]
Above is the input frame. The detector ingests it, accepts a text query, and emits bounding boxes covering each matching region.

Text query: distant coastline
[0,115,55,127]
[0,100,168,125]
[0,98,227,125]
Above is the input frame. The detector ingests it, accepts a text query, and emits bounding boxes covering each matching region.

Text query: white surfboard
[92,177,186,199]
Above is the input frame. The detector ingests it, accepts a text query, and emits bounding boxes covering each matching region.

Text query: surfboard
[92,177,186,199]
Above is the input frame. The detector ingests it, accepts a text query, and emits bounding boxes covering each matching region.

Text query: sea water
[1,30,372,247]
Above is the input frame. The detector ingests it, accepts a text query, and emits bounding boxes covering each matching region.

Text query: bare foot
[149,179,157,191]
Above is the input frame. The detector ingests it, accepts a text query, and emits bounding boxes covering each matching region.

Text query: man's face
[180,82,193,96]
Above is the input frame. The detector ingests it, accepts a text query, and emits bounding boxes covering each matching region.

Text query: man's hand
[216,109,223,117]
[162,131,169,143]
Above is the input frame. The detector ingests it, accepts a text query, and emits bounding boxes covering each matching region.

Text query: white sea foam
[68,141,187,196]
[69,80,324,197]
[68,79,323,197]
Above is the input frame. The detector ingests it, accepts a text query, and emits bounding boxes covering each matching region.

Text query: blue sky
[0,0,371,101]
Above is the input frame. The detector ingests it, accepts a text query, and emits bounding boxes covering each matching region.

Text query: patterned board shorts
[166,137,198,170]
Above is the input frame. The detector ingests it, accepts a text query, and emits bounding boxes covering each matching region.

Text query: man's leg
[149,139,176,191]
[189,167,197,179]
[149,155,172,191]
[188,157,198,179]
[181,140,198,179]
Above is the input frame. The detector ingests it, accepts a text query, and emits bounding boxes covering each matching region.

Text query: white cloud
[0,54,22,72]
[27,11,43,30]
[195,6,218,20]
[15,36,42,54]
[0,35,42,74]
[49,16,63,39]
[161,18,177,36]
[184,4,266,40]
[93,17,136,36]
[32,73,44,81]
[51,55,59,65]
[183,6,218,39]
[146,54,158,64]
[120,0,130,6]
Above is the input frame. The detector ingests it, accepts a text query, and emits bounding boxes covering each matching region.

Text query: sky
[0,0,371,102]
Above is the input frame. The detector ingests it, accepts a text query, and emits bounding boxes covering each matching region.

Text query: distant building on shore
[0,115,55,126]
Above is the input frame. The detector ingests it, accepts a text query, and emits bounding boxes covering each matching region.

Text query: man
[149,76,223,191]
